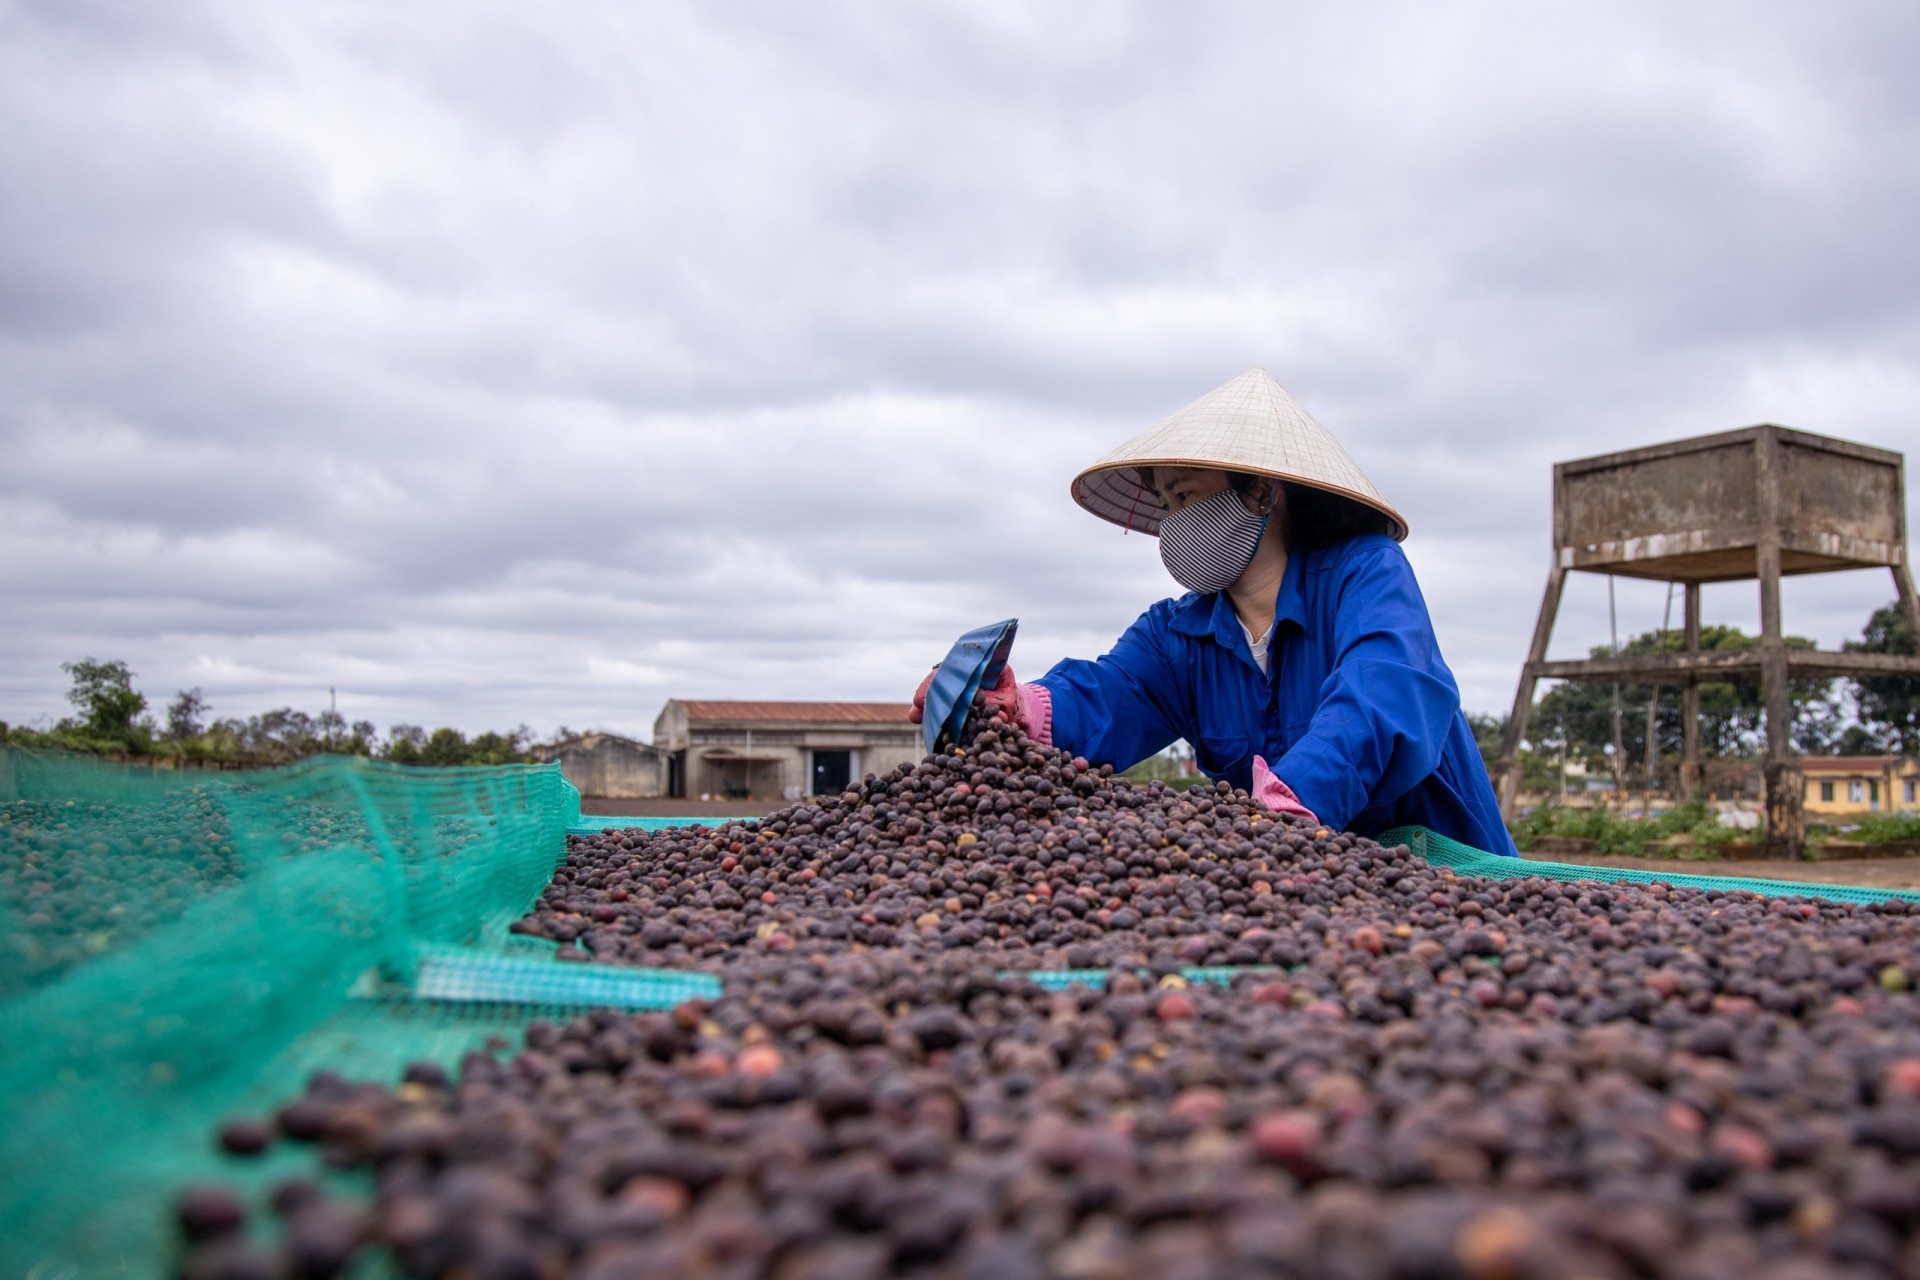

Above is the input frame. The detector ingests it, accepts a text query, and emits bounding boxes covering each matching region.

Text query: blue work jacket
[1036,532,1518,857]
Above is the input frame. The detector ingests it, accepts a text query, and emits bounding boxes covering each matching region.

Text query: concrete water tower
[1495,425,1920,856]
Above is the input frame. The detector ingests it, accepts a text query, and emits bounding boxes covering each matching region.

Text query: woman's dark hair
[1226,473,1395,549]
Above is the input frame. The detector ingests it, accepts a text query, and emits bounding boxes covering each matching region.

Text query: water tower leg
[1895,562,1920,655]
[1497,561,1566,820]
[1679,582,1702,803]
[1755,432,1803,857]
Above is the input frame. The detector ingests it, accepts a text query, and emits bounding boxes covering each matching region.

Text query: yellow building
[1800,756,1920,816]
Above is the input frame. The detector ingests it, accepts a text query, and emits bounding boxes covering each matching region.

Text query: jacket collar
[1167,548,1309,640]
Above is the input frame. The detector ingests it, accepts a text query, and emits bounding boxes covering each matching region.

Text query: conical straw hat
[1070,367,1409,540]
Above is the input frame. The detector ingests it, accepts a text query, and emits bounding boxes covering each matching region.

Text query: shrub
[1511,801,1761,859]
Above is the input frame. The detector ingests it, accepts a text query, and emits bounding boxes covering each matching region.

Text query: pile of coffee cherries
[177,713,1920,1279]
[0,788,242,996]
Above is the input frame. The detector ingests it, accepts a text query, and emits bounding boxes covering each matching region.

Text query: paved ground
[1522,851,1920,890]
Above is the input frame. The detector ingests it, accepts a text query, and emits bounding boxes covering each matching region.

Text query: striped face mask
[1158,487,1271,594]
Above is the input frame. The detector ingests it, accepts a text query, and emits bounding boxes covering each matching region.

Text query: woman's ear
[1243,476,1284,517]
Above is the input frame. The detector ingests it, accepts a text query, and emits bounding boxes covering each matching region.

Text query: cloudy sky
[3,1,1916,744]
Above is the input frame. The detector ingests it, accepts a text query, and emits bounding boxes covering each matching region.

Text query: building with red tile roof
[653,700,918,801]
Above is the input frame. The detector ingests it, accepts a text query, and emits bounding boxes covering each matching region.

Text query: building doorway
[810,750,851,796]
[667,751,686,799]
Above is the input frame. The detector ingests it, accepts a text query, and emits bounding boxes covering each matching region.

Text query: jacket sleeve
[1034,604,1188,771]
[1274,541,1462,830]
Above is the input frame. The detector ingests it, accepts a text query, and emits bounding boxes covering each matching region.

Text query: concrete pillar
[1895,561,1920,662]
[1755,429,1804,857]
[1680,582,1702,803]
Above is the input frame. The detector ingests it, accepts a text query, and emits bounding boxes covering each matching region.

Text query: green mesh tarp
[0,749,581,1279]
[567,814,732,836]
[401,942,720,1007]
[1014,966,1281,990]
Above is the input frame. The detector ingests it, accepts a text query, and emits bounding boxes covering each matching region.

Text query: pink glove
[1252,755,1317,823]
[981,666,1052,745]
[908,665,1053,745]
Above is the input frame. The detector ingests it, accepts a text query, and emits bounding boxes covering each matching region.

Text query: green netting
[567,814,733,836]
[1014,965,1282,990]
[0,748,582,1280]
[402,943,720,1007]
[1378,824,1920,906]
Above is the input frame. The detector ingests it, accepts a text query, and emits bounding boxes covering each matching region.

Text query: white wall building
[652,700,920,801]
[527,732,665,799]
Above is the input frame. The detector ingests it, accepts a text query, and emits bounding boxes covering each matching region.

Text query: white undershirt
[1239,616,1273,675]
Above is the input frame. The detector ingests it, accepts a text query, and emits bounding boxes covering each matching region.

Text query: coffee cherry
[170,691,1920,1280]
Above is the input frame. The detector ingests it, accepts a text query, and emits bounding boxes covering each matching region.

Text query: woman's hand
[909,665,938,724]
[911,665,1018,724]
[1252,755,1317,823]
[910,665,1053,745]
[978,666,1022,720]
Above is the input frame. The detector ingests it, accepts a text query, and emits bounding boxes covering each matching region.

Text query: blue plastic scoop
[921,618,1018,753]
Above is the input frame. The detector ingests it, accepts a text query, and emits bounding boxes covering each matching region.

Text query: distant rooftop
[1799,755,1911,771]
[670,700,913,724]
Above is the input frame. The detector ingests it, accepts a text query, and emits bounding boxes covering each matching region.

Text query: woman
[911,367,1517,857]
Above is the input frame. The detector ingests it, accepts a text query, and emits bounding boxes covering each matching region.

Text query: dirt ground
[1522,851,1920,890]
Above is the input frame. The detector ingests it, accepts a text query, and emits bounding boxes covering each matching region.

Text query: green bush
[1123,747,1207,790]
[0,722,152,757]
[1510,801,1761,859]
[1832,812,1920,843]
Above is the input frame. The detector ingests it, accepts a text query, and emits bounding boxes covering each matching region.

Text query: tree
[345,720,380,756]
[1528,625,1835,777]
[420,728,471,767]
[166,688,209,741]
[1793,692,1882,757]
[1466,712,1504,770]
[1848,603,1919,754]
[1125,741,1200,787]
[467,727,532,766]
[1466,710,1558,792]
[243,708,320,758]
[204,718,247,757]
[24,674,545,767]
[61,658,148,741]
[386,725,426,764]
[315,708,347,752]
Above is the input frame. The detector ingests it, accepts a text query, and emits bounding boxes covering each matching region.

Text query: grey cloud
[3,1,1917,741]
